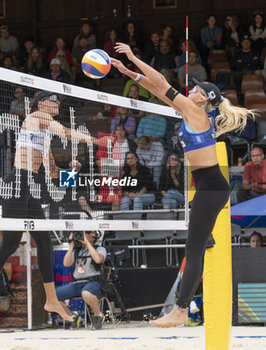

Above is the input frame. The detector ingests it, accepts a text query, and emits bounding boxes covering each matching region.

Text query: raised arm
[112,43,199,117]
[63,234,75,267]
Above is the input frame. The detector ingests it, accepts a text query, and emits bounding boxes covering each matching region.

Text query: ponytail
[213,97,257,137]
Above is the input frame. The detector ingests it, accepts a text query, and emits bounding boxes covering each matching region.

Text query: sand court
[1,323,266,350]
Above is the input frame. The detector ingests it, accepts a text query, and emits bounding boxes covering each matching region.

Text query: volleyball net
[0,67,189,233]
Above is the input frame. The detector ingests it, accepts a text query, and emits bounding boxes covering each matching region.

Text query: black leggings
[0,168,54,283]
[177,164,230,308]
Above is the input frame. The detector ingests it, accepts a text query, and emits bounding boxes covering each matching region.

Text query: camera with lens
[73,231,84,241]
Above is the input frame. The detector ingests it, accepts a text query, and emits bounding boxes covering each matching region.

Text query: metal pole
[126,302,175,312]
[128,244,186,249]
[184,156,189,227]
[185,16,189,97]
[128,243,247,249]
[184,16,190,229]
[100,208,182,214]
[26,231,32,330]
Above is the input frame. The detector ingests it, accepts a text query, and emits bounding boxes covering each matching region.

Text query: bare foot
[150,307,188,328]
[44,302,73,322]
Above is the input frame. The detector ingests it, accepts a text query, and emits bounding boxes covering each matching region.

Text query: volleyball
[81,49,111,79]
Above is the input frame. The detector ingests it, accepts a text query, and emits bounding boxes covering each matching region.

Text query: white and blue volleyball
[81,49,111,79]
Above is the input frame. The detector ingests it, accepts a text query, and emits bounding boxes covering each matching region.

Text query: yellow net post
[188,142,232,349]
[203,142,232,350]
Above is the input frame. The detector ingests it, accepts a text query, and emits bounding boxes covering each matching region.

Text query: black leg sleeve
[0,172,29,272]
[30,230,54,283]
[28,197,54,283]
[177,166,230,308]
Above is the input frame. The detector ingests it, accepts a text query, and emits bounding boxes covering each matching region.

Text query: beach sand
[0,323,266,350]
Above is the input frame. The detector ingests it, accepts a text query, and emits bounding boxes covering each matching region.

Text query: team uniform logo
[59,169,77,188]
[207,90,216,100]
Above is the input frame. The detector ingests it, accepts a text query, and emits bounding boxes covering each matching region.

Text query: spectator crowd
[0,12,265,90]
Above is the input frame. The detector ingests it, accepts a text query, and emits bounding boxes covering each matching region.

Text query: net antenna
[184,15,189,228]
[185,16,189,98]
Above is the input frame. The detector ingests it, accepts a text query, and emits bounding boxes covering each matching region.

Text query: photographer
[56,231,107,330]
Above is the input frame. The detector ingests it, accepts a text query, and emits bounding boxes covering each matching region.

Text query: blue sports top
[178,119,216,152]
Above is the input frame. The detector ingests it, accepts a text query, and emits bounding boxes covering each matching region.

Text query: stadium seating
[221,89,238,105]
[210,61,231,82]
[208,49,228,66]
[241,74,264,93]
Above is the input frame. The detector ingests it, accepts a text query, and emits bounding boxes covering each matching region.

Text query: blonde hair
[201,91,257,137]
[166,153,181,175]
[215,98,257,136]
[27,46,43,70]
[56,50,71,74]
[225,15,239,30]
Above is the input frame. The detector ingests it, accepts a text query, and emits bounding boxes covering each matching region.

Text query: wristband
[165,86,179,101]
[134,73,143,83]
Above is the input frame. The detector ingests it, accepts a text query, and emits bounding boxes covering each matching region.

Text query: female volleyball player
[0,91,103,322]
[111,43,256,328]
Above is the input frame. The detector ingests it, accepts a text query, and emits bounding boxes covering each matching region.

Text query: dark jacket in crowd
[231,49,261,71]
[122,165,154,193]
[24,61,47,77]
[222,25,246,48]
[144,40,160,64]
[153,52,176,71]
[127,139,137,153]
[159,165,184,193]
[45,68,70,83]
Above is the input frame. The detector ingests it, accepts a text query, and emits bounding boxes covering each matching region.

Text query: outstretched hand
[110,58,128,75]
[98,135,116,148]
[114,42,135,61]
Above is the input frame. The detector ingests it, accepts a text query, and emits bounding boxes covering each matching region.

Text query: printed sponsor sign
[98,223,110,230]
[63,84,72,94]
[131,222,139,229]
[97,93,108,102]
[24,220,35,230]
[65,221,74,230]
[130,99,138,108]
[20,75,34,85]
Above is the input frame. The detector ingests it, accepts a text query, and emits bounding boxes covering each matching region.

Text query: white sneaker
[189,300,200,314]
